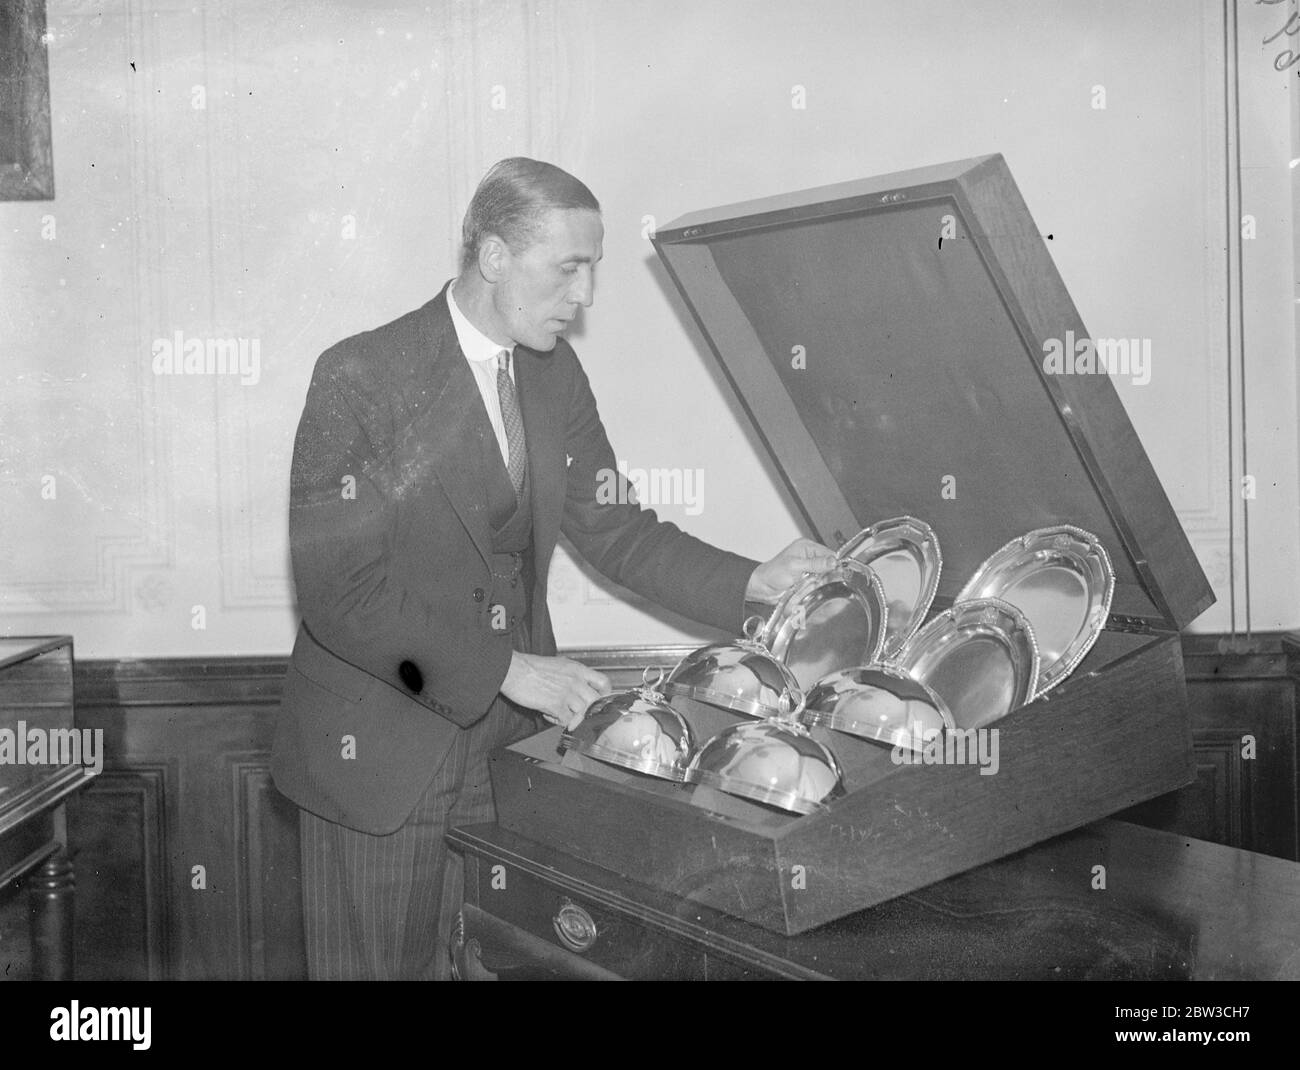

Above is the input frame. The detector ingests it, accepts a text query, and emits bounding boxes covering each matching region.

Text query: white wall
[1,0,1295,657]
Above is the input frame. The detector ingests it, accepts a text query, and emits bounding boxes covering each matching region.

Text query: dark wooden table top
[449,819,1300,980]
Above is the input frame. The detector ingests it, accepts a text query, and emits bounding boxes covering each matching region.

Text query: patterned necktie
[496,350,527,501]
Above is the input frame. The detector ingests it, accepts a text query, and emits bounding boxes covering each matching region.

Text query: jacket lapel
[405,285,567,603]
[407,290,496,570]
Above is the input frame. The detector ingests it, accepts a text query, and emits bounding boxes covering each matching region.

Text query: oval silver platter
[761,559,888,691]
[893,597,1039,730]
[955,525,1114,697]
[836,516,942,659]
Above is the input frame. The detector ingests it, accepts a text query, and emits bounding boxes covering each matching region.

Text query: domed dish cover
[663,616,801,719]
[802,663,955,753]
[835,516,942,660]
[760,559,889,691]
[955,525,1114,697]
[560,667,695,781]
[893,597,1040,730]
[685,690,846,815]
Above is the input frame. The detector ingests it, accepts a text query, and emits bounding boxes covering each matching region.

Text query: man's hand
[500,652,612,729]
[745,537,839,604]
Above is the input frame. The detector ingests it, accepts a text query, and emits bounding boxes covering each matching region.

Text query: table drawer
[463,856,714,979]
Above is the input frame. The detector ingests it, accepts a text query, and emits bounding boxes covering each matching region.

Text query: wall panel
[41,634,1296,980]
[3,1,1293,660]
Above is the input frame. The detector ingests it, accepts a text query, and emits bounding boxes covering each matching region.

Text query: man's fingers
[512,657,613,726]
[534,681,600,725]
[790,538,837,572]
[552,693,592,730]
[582,667,612,693]
[571,681,602,714]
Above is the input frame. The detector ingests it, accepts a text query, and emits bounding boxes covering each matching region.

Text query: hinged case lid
[652,154,1213,630]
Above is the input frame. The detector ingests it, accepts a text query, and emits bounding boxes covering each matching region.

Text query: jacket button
[472,587,485,602]
[510,578,518,588]
[509,615,517,627]
[397,660,424,693]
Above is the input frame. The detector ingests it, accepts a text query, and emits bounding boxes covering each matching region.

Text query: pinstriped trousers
[298,693,536,981]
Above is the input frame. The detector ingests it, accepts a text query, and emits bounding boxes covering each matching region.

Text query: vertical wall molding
[1221,0,1247,634]
[198,0,580,613]
[2,0,175,615]
[230,757,303,981]
[71,762,173,980]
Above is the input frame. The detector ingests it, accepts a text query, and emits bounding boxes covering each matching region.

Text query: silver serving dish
[837,516,942,659]
[894,597,1039,730]
[663,616,801,719]
[956,525,1113,696]
[761,559,888,691]
[686,692,845,815]
[802,663,954,753]
[560,668,695,781]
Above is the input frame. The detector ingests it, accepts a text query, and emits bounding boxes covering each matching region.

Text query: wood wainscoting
[55,634,1299,981]
[67,656,300,981]
[1119,632,1300,861]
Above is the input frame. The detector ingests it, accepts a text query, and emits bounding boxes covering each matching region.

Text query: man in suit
[272,157,835,980]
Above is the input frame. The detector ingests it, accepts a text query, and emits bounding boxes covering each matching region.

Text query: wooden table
[449,818,1300,980]
[0,766,93,981]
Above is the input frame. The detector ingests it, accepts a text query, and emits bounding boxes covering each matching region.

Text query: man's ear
[477,233,510,283]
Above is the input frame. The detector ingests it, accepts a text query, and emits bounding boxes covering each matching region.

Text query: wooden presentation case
[0,636,89,979]
[0,636,80,821]
[489,155,1215,937]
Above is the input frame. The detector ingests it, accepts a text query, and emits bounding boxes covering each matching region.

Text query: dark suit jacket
[272,283,759,834]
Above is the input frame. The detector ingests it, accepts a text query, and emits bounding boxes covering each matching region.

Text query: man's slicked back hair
[460,157,600,273]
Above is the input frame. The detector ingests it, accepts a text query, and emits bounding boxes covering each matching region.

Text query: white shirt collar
[447,280,513,365]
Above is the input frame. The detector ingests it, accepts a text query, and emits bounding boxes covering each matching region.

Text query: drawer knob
[553,898,598,953]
